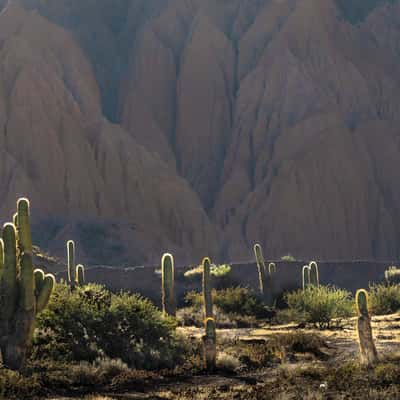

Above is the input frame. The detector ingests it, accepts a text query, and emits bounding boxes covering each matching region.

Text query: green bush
[185,287,268,319]
[285,286,354,328]
[369,284,400,315]
[281,255,296,261]
[184,264,231,279]
[33,283,188,370]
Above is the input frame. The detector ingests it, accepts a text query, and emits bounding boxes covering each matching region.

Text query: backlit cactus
[356,289,378,366]
[253,243,276,306]
[202,257,213,319]
[76,264,85,287]
[309,261,319,287]
[67,240,86,288]
[67,240,76,290]
[254,243,266,295]
[0,198,55,370]
[302,265,311,290]
[161,253,176,317]
[202,317,216,371]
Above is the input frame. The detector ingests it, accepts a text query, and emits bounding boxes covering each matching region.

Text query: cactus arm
[202,257,213,319]
[36,274,55,313]
[20,253,35,312]
[17,198,32,254]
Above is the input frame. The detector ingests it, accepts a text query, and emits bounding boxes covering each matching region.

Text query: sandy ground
[50,313,400,400]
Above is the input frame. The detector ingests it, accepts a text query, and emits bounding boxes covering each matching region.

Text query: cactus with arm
[0,198,55,370]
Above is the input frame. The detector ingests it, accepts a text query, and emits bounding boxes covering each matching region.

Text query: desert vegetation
[1,200,400,399]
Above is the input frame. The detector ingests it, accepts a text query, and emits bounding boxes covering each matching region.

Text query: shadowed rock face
[1,0,400,264]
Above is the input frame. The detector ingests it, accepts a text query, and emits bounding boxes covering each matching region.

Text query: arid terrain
[48,313,400,400]
[0,0,400,264]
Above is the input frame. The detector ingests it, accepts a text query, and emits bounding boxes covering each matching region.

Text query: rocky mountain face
[0,0,400,264]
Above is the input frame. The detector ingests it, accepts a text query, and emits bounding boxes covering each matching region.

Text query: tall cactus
[253,243,276,306]
[309,261,319,287]
[302,265,311,290]
[202,317,216,372]
[202,257,213,319]
[356,289,378,366]
[67,240,76,290]
[76,264,85,287]
[254,243,266,295]
[0,198,55,370]
[161,253,176,317]
[67,240,86,288]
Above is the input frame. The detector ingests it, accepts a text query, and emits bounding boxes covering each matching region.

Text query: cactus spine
[356,289,378,366]
[0,198,55,370]
[202,317,217,371]
[309,261,319,287]
[202,257,213,319]
[161,253,176,317]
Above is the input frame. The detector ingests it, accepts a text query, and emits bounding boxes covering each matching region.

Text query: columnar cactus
[0,198,55,370]
[254,243,266,294]
[202,317,217,372]
[202,257,213,319]
[302,265,311,290]
[161,253,176,317]
[309,261,319,287]
[76,264,85,287]
[67,240,86,288]
[67,240,76,290]
[253,243,276,306]
[356,289,378,366]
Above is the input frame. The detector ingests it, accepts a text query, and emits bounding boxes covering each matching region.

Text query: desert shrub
[285,286,354,328]
[384,266,400,285]
[33,283,188,370]
[369,284,400,315]
[216,352,242,372]
[184,263,231,279]
[185,287,268,318]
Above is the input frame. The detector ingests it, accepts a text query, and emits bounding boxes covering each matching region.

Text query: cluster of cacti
[384,266,400,285]
[302,261,319,289]
[253,243,277,306]
[202,257,216,371]
[356,289,378,366]
[67,240,85,289]
[161,253,176,317]
[0,198,55,370]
